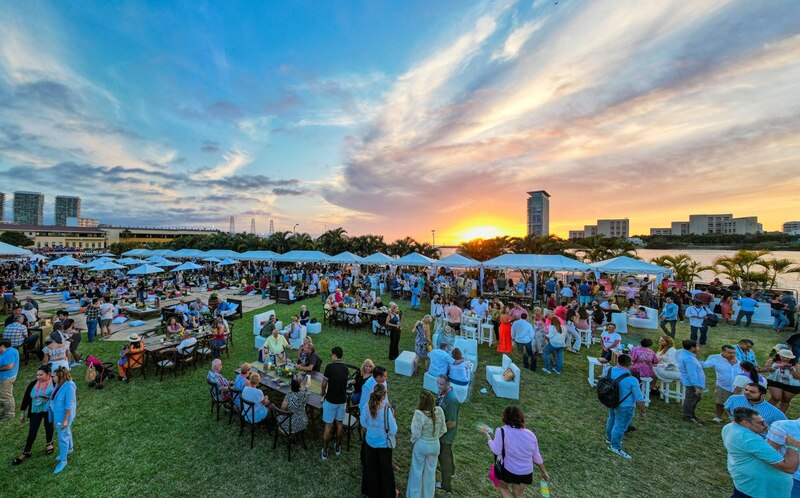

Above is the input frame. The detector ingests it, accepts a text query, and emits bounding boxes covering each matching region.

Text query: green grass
[1,298,794,497]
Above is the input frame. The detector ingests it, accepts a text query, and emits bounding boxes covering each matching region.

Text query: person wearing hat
[764,348,800,414]
[117,334,145,383]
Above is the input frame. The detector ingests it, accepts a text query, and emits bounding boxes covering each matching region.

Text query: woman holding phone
[12,365,55,465]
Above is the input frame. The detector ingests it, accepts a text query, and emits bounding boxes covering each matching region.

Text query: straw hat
[128,333,141,342]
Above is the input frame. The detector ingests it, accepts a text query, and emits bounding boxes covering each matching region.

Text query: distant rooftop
[526,190,551,197]
[0,223,104,233]
[99,224,218,232]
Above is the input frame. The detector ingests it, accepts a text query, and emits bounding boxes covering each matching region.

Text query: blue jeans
[56,422,73,462]
[86,319,98,342]
[774,310,788,331]
[735,310,754,327]
[516,341,535,370]
[606,406,635,450]
[542,343,564,373]
[690,325,708,345]
[791,479,800,498]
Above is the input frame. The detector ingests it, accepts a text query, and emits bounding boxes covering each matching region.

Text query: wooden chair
[343,392,362,450]
[229,388,243,425]
[153,349,178,381]
[195,337,213,363]
[239,398,271,449]
[207,380,229,422]
[177,345,197,374]
[272,406,307,461]
[126,348,147,380]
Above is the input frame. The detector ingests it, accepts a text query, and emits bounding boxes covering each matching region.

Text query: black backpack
[597,371,633,408]
[703,307,719,328]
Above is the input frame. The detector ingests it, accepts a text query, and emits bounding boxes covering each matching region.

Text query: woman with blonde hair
[653,336,681,381]
[407,390,447,497]
[49,366,76,474]
[360,384,397,497]
[352,359,375,405]
[413,315,433,374]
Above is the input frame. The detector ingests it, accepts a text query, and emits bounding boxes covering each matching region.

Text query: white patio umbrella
[89,261,126,271]
[127,264,165,276]
[202,257,222,263]
[217,257,237,266]
[171,261,204,272]
[117,258,148,265]
[0,241,33,257]
[47,256,83,267]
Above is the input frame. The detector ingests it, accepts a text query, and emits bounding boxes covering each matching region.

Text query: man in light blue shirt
[736,293,759,327]
[510,313,535,371]
[767,418,800,496]
[659,297,679,338]
[605,355,646,460]
[735,339,758,367]
[703,345,740,423]
[722,407,797,498]
[359,366,388,414]
[677,340,705,424]
[0,339,20,419]
[427,342,455,378]
[725,383,787,432]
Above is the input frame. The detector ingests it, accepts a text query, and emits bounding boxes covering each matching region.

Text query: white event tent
[236,250,279,261]
[0,241,32,258]
[361,252,396,265]
[395,252,435,267]
[434,253,481,269]
[329,251,364,265]
[482,254,594,300]
[273,250,331,264]
[591,256,672,285]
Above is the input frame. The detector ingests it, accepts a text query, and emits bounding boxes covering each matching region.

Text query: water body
[437,246,800,292]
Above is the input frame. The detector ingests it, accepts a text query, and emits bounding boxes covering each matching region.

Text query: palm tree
[266,231,293,254]
[713,250,770,286]
[757,258,800,291]
[387,236,419,257]
[575,236,638,263]
[349,234,388,256]
[457,238,506,262]
[510,234,568,255]
[415,242,440,259]
[289,232,315,251]
[651,254,711,289]
[315,227,349,255]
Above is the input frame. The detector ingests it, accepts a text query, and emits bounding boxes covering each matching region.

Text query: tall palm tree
[315,227,349,255]
[458,238,506,262]
[387,236,419,257]
[510,234,568,255]
[576,236,638,263]
[289,232,315,251]
[349,234,388,256]
[757,258,800,291]
[266,231,293,254]
[713,249,770,286]
[651,254,711,289]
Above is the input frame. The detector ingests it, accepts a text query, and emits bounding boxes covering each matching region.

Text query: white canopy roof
[121,248,152,257]
[0,241,33,257]
[481,254,592,272]
[273,250,331,263]
[592,256,672,276]
[203,249,241,259]
[172,248,206,258]
[47,256,83,267]
[395,252,435,266]
[329,251,364,264]
[434,253,481,269]
[361,252,396,265]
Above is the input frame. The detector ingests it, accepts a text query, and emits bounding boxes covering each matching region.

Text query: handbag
[384,407,396,449]
[493,428,506,478]
[703,307,719,327]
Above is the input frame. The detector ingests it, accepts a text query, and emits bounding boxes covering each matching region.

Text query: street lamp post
[293,224,299,235]
[432,229,436,247]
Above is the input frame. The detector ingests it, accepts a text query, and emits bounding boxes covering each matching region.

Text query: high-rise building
[13,191,44,225]
[671,221,689,236]
[55,196,81,226]
[526,190,550,236]
[0,192,5,221]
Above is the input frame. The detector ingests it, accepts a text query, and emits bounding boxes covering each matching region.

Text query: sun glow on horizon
[454,225,505,244]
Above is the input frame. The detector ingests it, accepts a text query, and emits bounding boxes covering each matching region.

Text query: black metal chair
[207,380,229,422]
[272,406,307,461]
[152,349,178,381]
[343,392,362,450]
[239,398,271,449]
[229,388,242,425]
[177,345,197,374]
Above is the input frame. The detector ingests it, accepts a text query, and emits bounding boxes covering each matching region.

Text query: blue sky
[1,0,799,243]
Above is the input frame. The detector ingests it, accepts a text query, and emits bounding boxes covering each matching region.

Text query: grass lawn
[1,298,795,498]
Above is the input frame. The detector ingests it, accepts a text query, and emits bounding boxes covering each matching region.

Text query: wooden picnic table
[143,330,212,353]
[123,306,161,320]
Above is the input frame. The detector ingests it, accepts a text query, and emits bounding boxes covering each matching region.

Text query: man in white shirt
[600,324,622,364]
[177,333,197,356]
[471,297,489,319]
[511,313,535,371]
[702,344,740,423]
[359,366,388,414]
[686,301,711,346]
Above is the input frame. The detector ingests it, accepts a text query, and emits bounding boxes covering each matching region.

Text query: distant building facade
[650,227,672,236]
[0,192,4,221]
[526,190,550,236]
[66,217,99,228]
[597,219,629,238]
[0,224,105,250]
[13,191,44,225]
[102,225,219,245]
[671,221,690,236]
[784,221,800,235]
[568,230,585,240]
[55,196,81,226]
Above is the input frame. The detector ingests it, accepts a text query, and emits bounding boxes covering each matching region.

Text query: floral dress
[414,322,429,358]
[630,346,659,379]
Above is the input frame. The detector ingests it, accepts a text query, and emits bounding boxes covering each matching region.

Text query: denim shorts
[322,400,345,423]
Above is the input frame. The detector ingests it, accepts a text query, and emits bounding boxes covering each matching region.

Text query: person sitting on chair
[284,315,303,342]
[117,334,145,383]
[207,359,231,401]
[176,331,197,356]
[260,327,291,363]
[241,373,270,423]
[296,337,319,372]
[259,315,278,338]
[166,317,184,337]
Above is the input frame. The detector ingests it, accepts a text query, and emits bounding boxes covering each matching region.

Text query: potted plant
[208,292,220,312]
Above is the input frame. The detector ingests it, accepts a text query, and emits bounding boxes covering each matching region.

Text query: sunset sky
[1,1,798,244]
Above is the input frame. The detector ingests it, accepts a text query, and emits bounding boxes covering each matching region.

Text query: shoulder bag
[384,407,396,449]
[493,428,506,477]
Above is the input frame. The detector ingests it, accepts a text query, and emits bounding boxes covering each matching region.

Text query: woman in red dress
[497,306,513,353]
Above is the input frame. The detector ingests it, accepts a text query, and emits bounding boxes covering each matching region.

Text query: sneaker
[53,460,68,474]
[320,448,328,461]
[604,438,611,445]
[608,446,632,460]
[435,483,450,492]
[712,417,723,424]
[555,370,561,375]
[541,368,552,374]
[334,443,341,457]
[69,362,80,368]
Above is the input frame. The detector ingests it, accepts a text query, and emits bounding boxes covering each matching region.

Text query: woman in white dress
[653,335,681,381]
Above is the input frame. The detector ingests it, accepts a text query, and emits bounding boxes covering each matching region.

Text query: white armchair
[610,312,628,333]
[485,354,520,400]
[253,310,275,349]
[287,325,307,350]
[454,337,478,371]
[627,307,658,330]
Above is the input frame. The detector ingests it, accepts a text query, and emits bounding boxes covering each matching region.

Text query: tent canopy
[395,252,435,266]
[592,256,672,276]
[47,256,83,267]
[121,249,153,257]
[236,250,278,261]
[361,252,396,265]
[329,251,364,265]
[434,253,481,269]
[0,241,33,257]
[203,249,241,259]
[172,248,206,258]
[481,254,592,272]
[171,261,204,272]
[127,264,164,276]
[89,261,126,271]
[273,250,331,263]
[217,257,237,266]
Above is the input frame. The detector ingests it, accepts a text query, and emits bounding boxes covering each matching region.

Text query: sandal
[45,443,54,455]
[12,452,32,465]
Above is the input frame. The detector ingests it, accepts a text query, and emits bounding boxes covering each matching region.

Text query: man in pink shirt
[446,301,462,331]
[509,303,528,322]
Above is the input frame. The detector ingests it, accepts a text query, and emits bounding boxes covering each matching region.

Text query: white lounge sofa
[485,354,520,400]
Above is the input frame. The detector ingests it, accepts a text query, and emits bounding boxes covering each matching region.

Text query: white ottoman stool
[306,322,322,334]
[395,351,417,377]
